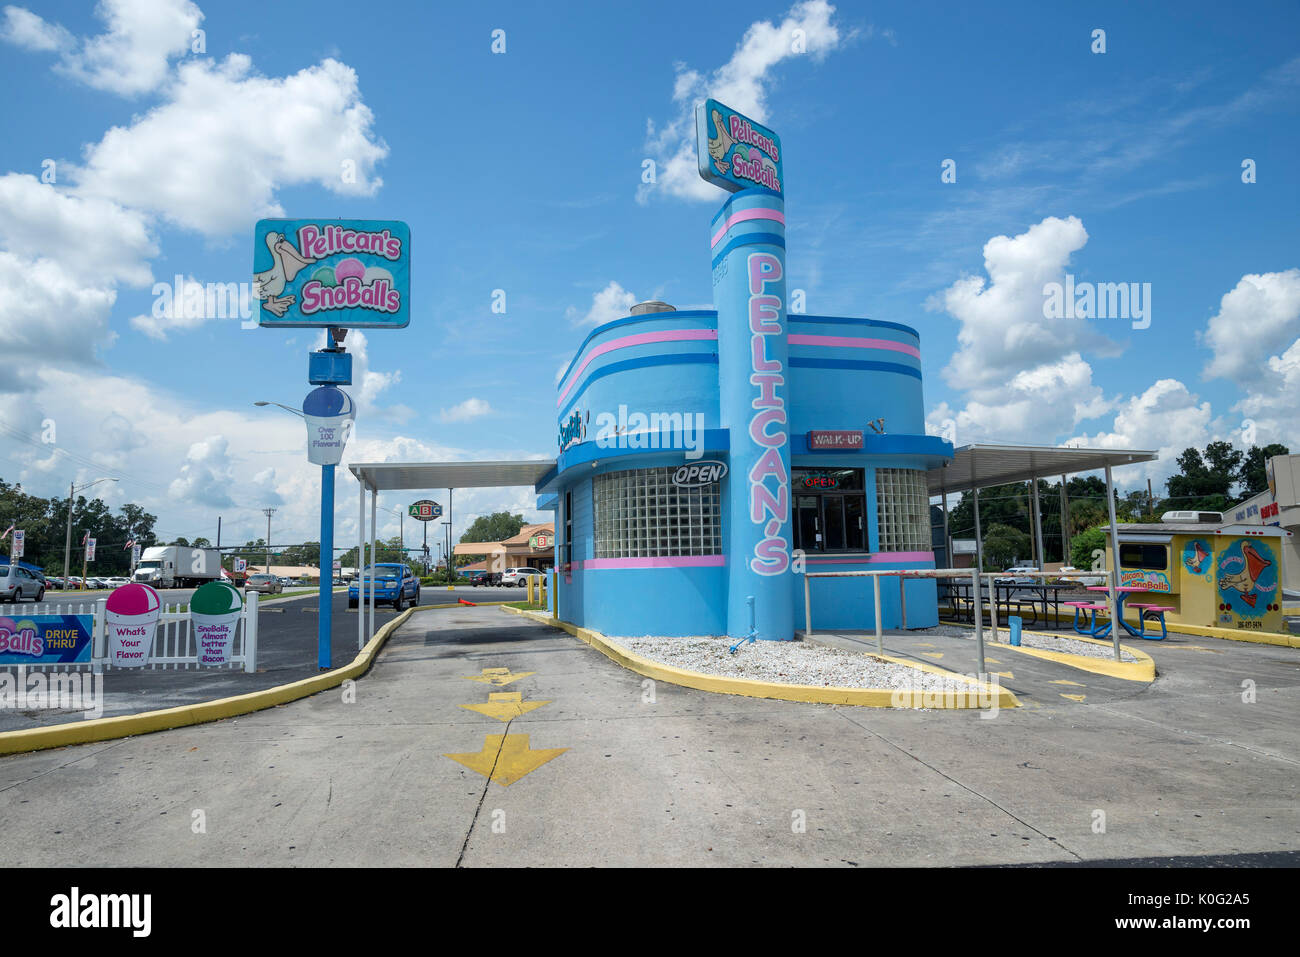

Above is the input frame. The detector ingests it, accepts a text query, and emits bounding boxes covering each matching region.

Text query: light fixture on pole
[64,477,118,588]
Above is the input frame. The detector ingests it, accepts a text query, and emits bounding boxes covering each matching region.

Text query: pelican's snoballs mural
[1216,538,1278,623]
[695,99,783,195]
[1182,538,1213,579]
[254,219,411,328]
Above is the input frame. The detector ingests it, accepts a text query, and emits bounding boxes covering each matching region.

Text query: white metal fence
[0,593,259,673]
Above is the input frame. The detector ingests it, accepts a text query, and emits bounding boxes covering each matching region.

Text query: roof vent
[629,300,675,316]
[1160,510,1224,524]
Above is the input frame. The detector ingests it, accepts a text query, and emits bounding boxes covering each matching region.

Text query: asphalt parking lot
[0,604,1296,866]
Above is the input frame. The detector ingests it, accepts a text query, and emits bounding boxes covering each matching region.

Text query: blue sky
[0,0,1297,550]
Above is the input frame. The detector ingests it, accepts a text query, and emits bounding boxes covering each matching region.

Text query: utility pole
[63,482,74,586]
[263,507,276,574]
[1147,478,1155,520]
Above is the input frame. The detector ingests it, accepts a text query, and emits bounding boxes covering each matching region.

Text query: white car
[994,565,1040,585]
[106,577,130,588]
[501,567,544,588]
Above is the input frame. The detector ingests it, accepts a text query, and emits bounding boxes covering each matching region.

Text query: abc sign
[672,460,728,487]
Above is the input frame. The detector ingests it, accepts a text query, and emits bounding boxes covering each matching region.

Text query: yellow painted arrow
[1060,693,1086,702]
[993,670,1013,679]
[1049,679,1085,687]
[459,692,551,722]
[915,642,936,648]
[462,667,535,687]
[985,657,1001,664]
[444,734,568,786]
[921,652,944,660]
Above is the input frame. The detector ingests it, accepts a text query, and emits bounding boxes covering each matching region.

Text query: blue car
[348,563,420,611]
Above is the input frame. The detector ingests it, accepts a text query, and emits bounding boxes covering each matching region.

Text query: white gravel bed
[924,624,1138,662]
[609,634,975,691]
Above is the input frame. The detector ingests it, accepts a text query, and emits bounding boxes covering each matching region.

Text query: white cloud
[566,280,637,326]
[439,398,492,423]
[311,329,398,414]
[0,174,156,287]
[638,0,849,203]
[2,0,201,96]
[75,54,388,235]
[1202,268,1300,385]
[1064,378,1216,486]
[0,253,118,391]
[1,5,72,52]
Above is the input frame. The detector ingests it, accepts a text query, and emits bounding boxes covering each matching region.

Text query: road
[0,603,1297,866]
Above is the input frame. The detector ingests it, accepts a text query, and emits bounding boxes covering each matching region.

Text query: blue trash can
[1008,615,1022,647]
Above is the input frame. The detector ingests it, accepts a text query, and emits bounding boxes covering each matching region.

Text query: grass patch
[506,601,548,611]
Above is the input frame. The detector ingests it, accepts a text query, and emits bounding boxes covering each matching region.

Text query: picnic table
[1066,586,1163,639]
[941,580,1081,630]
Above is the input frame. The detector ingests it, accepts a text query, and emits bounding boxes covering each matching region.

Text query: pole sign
[85,538,96,562]
[234,558,247,573]
[695,99,783,196]
[529,533,552,549]
[409,500,442,521]
[253,219,411,329]
[11,530,22,558]
[0,614,94,665]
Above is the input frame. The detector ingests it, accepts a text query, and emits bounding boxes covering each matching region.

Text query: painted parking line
[462,667,535,687]
[460,692,551,722]
[1049,679,1085,687]
[444,734,569,787]
[1060,693,1087,702]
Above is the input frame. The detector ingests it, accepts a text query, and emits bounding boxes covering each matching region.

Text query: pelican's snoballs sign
[695,99,783,195]
[302,386,356,466]
[254,219,411,329]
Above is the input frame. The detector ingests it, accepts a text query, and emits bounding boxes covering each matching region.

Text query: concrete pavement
[0,604,1297,866]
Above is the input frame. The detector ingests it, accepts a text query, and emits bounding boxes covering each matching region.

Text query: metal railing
[801,566,1126,675]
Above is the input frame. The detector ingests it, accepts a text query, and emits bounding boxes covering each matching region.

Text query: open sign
[672,460,728,487]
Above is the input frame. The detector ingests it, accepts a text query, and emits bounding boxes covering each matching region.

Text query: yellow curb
[410,600,516,611]
[944,605,1299,650]
[0,607,417,758]
[939,618,1155,682]
[501,605,1017,709]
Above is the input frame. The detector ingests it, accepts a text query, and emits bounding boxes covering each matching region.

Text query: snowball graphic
[105,582,161,668]
[333,257,365,282]
[191,581,243,666]
[362,266,393,285]
[310,265,338,287]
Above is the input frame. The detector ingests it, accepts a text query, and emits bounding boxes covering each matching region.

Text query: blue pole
[319,463,335,670]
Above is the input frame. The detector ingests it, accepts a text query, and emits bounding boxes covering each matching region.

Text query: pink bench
[1127,603,1175,640]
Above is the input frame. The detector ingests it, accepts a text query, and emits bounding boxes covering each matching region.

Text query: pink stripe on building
[581,555,726,570]
[710,208,787,248]
[556,329,719,407]
[804,552,935,565]
[787,334,920,359]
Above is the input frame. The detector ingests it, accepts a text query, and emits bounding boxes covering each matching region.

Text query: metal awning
[348,459,555,491]
[927,444,1157,496]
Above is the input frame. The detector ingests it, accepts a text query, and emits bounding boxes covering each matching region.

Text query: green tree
[1166,442,1242,510]
[1070,525,1109,570]
[1237,444,1289,500]
[459,511,525,544]
[982,523,1031,571]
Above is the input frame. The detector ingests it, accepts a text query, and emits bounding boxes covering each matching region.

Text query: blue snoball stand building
[535,102,953,641]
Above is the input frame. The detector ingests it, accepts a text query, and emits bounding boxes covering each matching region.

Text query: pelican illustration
[1187,540,1210,573]
[254,232,316,317]
[1218,542,1272,608]
[707,108,736,175]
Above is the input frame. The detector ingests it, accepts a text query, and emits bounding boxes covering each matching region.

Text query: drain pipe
[729,596,758,654]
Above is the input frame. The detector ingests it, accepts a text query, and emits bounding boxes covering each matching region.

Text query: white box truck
[132,546,223,589]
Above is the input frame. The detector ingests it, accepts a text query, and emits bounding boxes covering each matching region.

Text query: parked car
[348,564,420,610]
[106,577,130,588]
[0,564,45,602]
[46,576,64,589]
[244,573,284,595]
[463,570,487,586]
[1057,566,1106,586]
[994,565,1040,585]
[502,567,544,588]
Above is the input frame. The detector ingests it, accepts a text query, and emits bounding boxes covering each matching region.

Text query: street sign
[409,500,442,521]
[11,529,23,558]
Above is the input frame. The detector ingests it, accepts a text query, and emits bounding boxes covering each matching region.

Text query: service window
[791,469,867,553]
[1120,543,1168,570]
